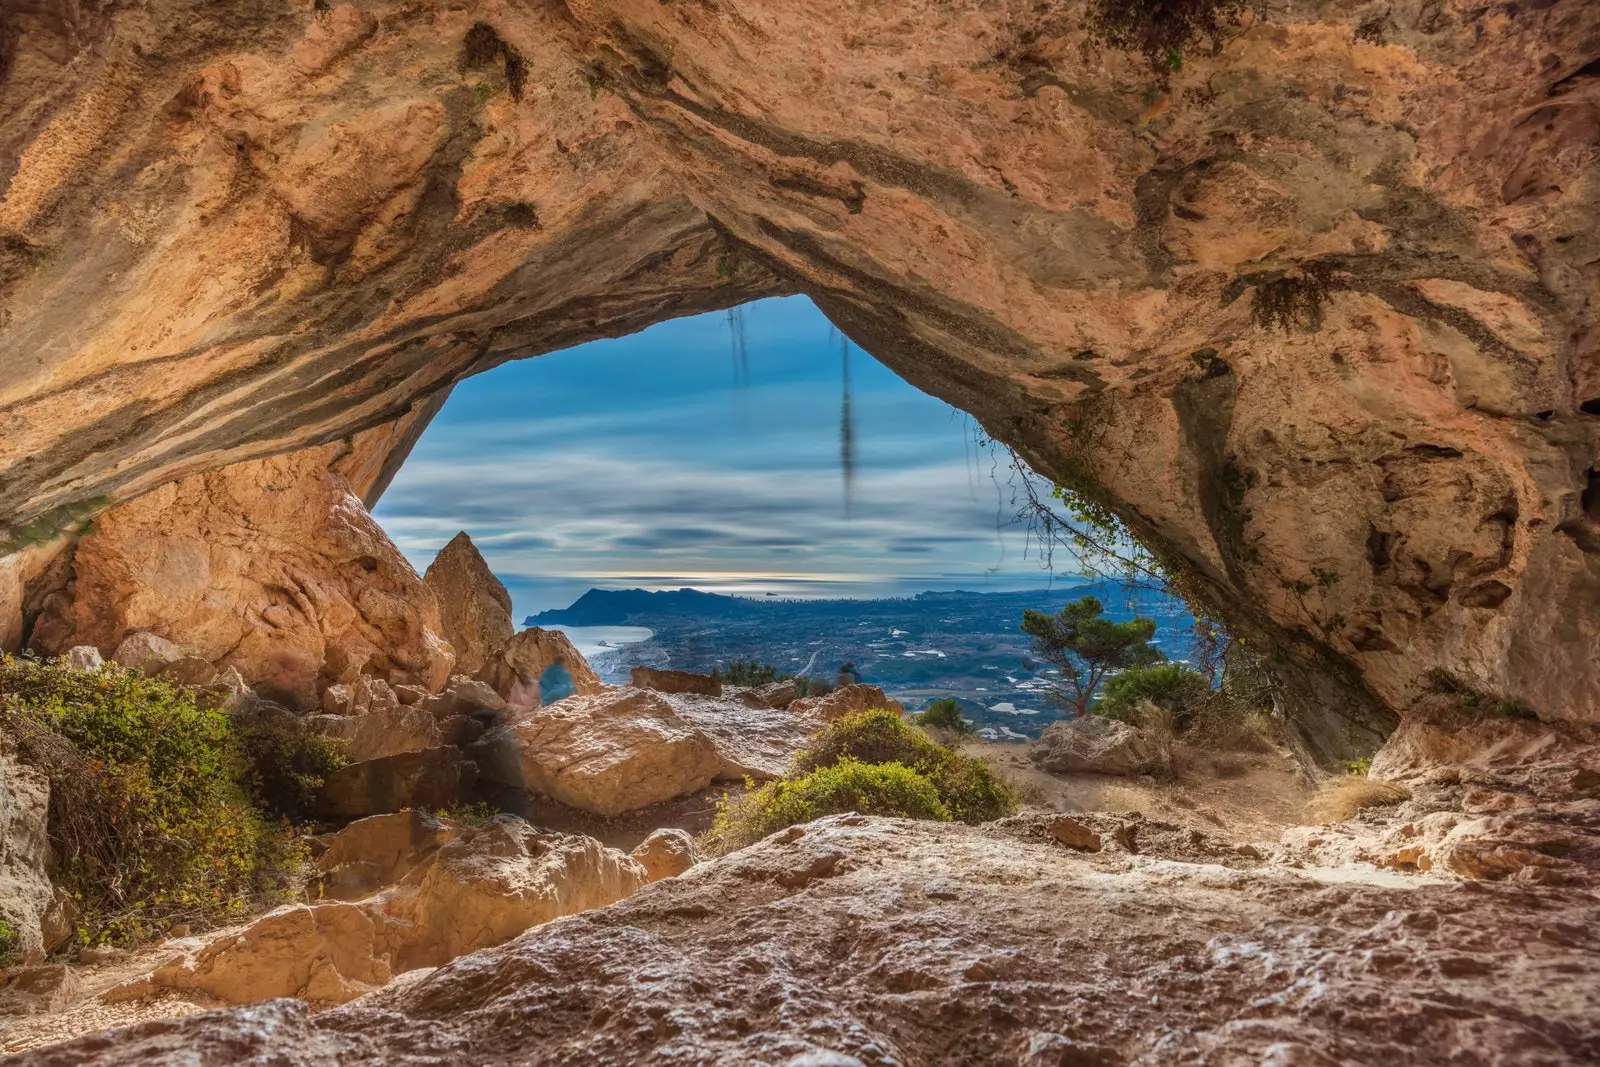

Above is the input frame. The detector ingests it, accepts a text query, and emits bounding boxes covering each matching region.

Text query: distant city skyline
[375,296,1075,619]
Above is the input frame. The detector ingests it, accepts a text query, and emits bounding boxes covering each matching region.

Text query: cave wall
[2,0,1597,763]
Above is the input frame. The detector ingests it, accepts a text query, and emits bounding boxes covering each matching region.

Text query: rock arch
[2,0,1597,763]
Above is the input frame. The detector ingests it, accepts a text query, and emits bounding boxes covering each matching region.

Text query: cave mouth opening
[370,295,1197,736]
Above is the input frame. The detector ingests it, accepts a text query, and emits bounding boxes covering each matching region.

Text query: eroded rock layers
[2,0,1599,760]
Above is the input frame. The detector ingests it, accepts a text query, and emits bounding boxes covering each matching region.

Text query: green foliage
[707,760,950,853]
[1021,596,1163,716]
[713,659,785,687]
[0,918,19,968]
[793,709,1014,823]
[1346,756,1373,777]
[705,709,1015,853]
[0,496,107,555]
[234,707,348,822]
[914,697,975,736]
[433,801,498,828]
[1097,663,1212,729]
[0,656,304,945]
[1086,0,1252,79]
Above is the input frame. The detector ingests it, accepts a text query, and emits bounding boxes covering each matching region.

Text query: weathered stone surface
[662,692,824,779]
[474,688,723,817]
[420,676,507,721]
[307,706,442,764]
[0,755,59,965]
[0,965,80,1017]
[318,747,477,820]
[62,646,101,672]
[315,809,463,903]
[109,632,181,676]
[38,812,1599,1065]
[629,828,699,882]
[158,655,218,688]
[1031,716,1159,776]
[26,451,455,710]
[789,684,905,722]
[151,903,393,1006]
[483,629,604,713]
[629,667,722,697]
[1048,815,1102,852]
[748,680,800,709]
[422,532,513,677]
[380,816,647,972]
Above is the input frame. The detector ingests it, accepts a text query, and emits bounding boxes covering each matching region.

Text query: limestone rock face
[2,0,1599,766]
[630,828,699,882]
[52,813,1600,1064]
[25,450,454,710]
[483,629,604,713]
[0,754,61,964]
[306,706,443,764]
[422,532,513,677]
[315,809,464,902]
[1031,716,1159,776]
[747,680,800,709]
[475,687,723,816]
[62,646,102,672]
[662,692,824,780]
[380,816,648,972]
[629,667,722,696]
[151,903,393,1006]
[110,632,181,676]
[789,684,905,722]
[135,817,645,1007]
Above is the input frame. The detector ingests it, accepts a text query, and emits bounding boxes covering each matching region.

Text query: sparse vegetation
[713,659,784,686]
[1086,0,1253,78]
[0,655,305,945]
[1249,263,1338,332]
[704,709,1016,852]
[1421,668,1537,721]
[235,706,349,823]
[1307,775,1411,823]
[1022,595,1164,716]
[914,697,975,736]
[0,918,20,968]
[459,22,528,102]
[433,801,498,828]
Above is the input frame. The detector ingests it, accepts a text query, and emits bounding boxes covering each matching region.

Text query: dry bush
[1306,776,1412,823]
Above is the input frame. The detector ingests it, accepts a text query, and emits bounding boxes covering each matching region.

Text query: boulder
[789,683,905,721]
[1048,815,1103,852]
[0,964,80,1016]
[381,816,648,971]
[111,631,182,675]
[322,683,354,715]
[0,755,64,964]
[437,715,485,749]
[662,692,824,779]
[1031,716,1160,776]
[473,688,723,816]
[393,684,428,706]
[318,747,478,819]
[307,705,442,763]
[630,667,722,697]
[151,903,392,1005]
[63,645,103,672]
[421,676,508,720]
[749,679,800,708]
[630,828,699,882]
[315,809,463,902]
[27,448,455,710]
[422,532,515,677]
[160,655,219,687]
[139,817,646,1005]
[482,628,603,712]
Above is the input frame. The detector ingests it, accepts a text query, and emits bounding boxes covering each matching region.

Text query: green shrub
[1096,663,1212,729]
[234,706,348,822]
[913,697,975,736]
[0,655,304,945]
[705,759,950,853]
[712,659,784,687]
[790,709,1014,824]
[0,918,20,968]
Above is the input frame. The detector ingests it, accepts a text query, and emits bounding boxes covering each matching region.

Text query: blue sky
[375,296,1070,618]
